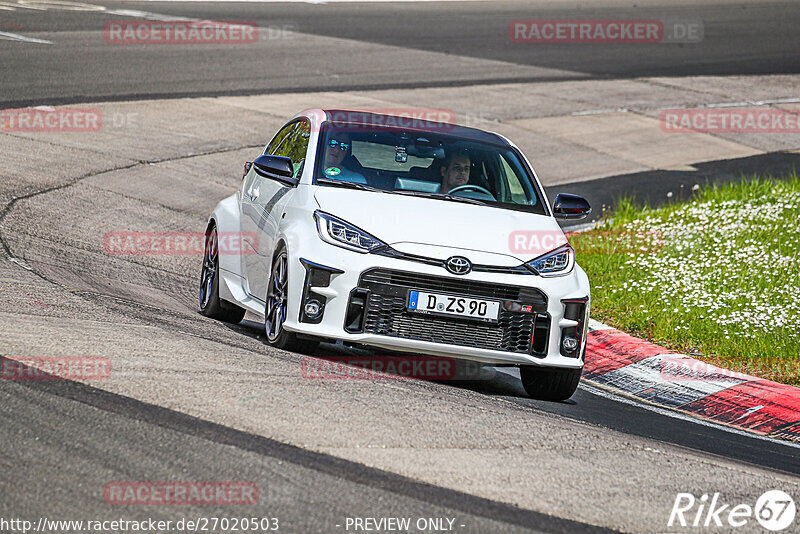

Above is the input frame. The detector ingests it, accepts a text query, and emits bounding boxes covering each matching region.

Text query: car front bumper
[281,240,590,368]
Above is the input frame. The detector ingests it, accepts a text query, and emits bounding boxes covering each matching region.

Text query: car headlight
[526,244,575,277]
[314,211,386,253]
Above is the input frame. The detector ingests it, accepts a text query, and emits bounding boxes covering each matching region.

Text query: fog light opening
[560,297,588,358]
[299,258,342,325]
[562,336,579,352]
[304,300,323,319]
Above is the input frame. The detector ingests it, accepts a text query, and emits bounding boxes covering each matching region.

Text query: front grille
[360,269,547,303]
[356,268,549,355]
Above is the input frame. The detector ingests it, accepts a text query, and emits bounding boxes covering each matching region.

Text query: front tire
[264,248,319,354]
[520,366,582,401]
[199,225,246,323]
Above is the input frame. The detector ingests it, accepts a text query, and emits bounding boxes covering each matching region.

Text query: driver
[323,133,367,184]
[439,149,471,193]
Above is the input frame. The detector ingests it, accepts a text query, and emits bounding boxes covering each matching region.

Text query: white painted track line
[0,31,52,44]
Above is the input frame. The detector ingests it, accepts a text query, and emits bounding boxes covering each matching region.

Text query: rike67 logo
[669,490,796,531]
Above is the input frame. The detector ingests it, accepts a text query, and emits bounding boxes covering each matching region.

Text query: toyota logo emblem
[445,256,472,275]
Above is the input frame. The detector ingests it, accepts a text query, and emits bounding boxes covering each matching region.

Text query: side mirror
[553,193,592,220]
[252,155,298,186]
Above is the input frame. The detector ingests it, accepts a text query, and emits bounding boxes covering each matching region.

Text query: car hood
[313,187,566,264]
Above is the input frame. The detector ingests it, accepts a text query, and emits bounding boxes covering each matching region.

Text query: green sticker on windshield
[324,167,341,176]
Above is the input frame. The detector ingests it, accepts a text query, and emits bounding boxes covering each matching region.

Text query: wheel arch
[208,193,242,277]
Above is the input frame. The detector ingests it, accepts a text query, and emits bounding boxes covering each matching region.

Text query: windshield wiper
[392,190,488,206]
[441,194,488,206]
[317,178,383,192]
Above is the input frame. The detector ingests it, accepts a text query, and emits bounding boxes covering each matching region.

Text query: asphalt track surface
[2,1,800,533]
[1,371,611,534]
[1,0,800,106]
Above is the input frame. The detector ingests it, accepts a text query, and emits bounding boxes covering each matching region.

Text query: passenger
[323,133,367,184]
[439,149,471,193]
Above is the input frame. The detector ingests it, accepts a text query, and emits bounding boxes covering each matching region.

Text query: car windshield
[315,124,547,215]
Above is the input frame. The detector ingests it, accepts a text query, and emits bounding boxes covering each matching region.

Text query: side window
[267,122,296,156]
[269,121,311,179]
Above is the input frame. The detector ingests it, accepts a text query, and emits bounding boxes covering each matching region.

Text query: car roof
[320,108,510,146]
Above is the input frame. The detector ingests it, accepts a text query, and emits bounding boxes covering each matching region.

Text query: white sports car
[201,109,591,400]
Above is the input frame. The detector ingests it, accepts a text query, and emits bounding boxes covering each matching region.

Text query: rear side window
[267,122,296,155]
[268,120,311,178]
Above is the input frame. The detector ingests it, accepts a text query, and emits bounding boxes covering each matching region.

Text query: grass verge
[572,175,800,386]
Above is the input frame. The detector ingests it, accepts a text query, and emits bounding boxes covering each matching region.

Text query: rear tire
[199,225,246,324]
[520,366,582,401]
[264,248,319,354]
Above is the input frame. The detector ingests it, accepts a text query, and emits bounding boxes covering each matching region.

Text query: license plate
[407,291,500,322]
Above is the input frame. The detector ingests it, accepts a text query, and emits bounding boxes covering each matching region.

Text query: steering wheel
[447,184,495,198]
